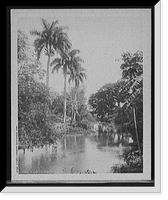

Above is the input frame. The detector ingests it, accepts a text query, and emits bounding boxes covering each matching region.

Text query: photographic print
[5,4,161,192]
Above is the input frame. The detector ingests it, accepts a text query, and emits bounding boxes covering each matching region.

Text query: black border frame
[5,4,158,191]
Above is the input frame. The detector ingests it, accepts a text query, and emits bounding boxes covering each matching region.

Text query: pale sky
[17,9,151,99]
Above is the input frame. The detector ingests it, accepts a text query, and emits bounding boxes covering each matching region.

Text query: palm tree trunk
[46,54,51,87]
[70,103,74,126]
[63,70,67,123]
[73,86,77,123]
[133,107,142,158]
[73,109,76,123]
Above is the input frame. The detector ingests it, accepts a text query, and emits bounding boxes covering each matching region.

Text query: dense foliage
[18,77,57,146]
[89,51,143,153]
[18,27,90,147]
[111,149,143,173]
[18,30,58,146]
[88,81,126,123]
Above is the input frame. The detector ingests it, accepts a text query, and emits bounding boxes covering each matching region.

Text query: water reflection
[19,133,132,174]
[62,135,85,152]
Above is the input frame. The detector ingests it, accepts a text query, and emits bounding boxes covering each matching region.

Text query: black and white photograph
[5,4,161,192]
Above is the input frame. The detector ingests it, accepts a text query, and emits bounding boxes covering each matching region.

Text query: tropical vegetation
[18,19,90,147]
[88,51,143,172]
[18,18,144,173]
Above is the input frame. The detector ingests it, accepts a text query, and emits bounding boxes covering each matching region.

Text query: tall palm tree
[69,69,87,125]
[50,52,70,123]
[68,52,86,125]
[30,18,71,87]
[50,49,85,124]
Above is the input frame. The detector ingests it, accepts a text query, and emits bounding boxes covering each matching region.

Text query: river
[18,133,132,174]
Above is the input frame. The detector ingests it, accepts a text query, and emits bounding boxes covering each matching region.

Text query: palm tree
[50,50,71,123]
[30,18,71,87]
[69,70,87,125]
[50,49,86,124]
[68,51,86,125]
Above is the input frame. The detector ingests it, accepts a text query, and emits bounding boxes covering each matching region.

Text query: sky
[17,9,151,99]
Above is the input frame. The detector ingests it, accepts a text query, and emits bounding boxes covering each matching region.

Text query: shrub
[110,149,143,173]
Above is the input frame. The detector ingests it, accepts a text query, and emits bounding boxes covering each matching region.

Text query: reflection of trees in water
[97,132,132,147]
[62,135,85,151]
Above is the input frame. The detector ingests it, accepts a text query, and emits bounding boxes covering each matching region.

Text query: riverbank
[54,123,92,135]
[18,122,92,148]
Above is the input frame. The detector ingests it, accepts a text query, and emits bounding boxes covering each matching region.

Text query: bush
[110,149,143,173]
[18,74,59,147]
[79,169,97,174]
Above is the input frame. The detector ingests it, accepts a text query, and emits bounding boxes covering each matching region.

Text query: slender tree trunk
[70,88,75,125]
[63,70,67,123]
[73,86,77,124]
[133,107,142,158]
[70,103,74,126]
[73,109,76,123]
[46,54,51,87]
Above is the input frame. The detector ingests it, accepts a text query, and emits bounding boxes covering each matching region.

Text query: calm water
[19,133,131,174]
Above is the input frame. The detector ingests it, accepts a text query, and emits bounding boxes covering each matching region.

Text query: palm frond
[50,20,58,31]
[73,56,84,63]
[33,38,46,58]
[54,26,69,36]
[79,72,87,80]
[34,37,45,48]
[54,30,72,54]
[68,65,87,87]
[41,18,50,31]
[128,74,143,93]
[79,66,86,72]
[50,58,62,67]
[69,49,80,58]
[121,74,143,110]
[30,30,42,37]
[36,43,45,60]
[52,64,62,74]
[59,50,69,61]
[78,75,84,83]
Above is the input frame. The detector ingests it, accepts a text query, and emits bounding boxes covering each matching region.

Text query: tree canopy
[89,50,143,151]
